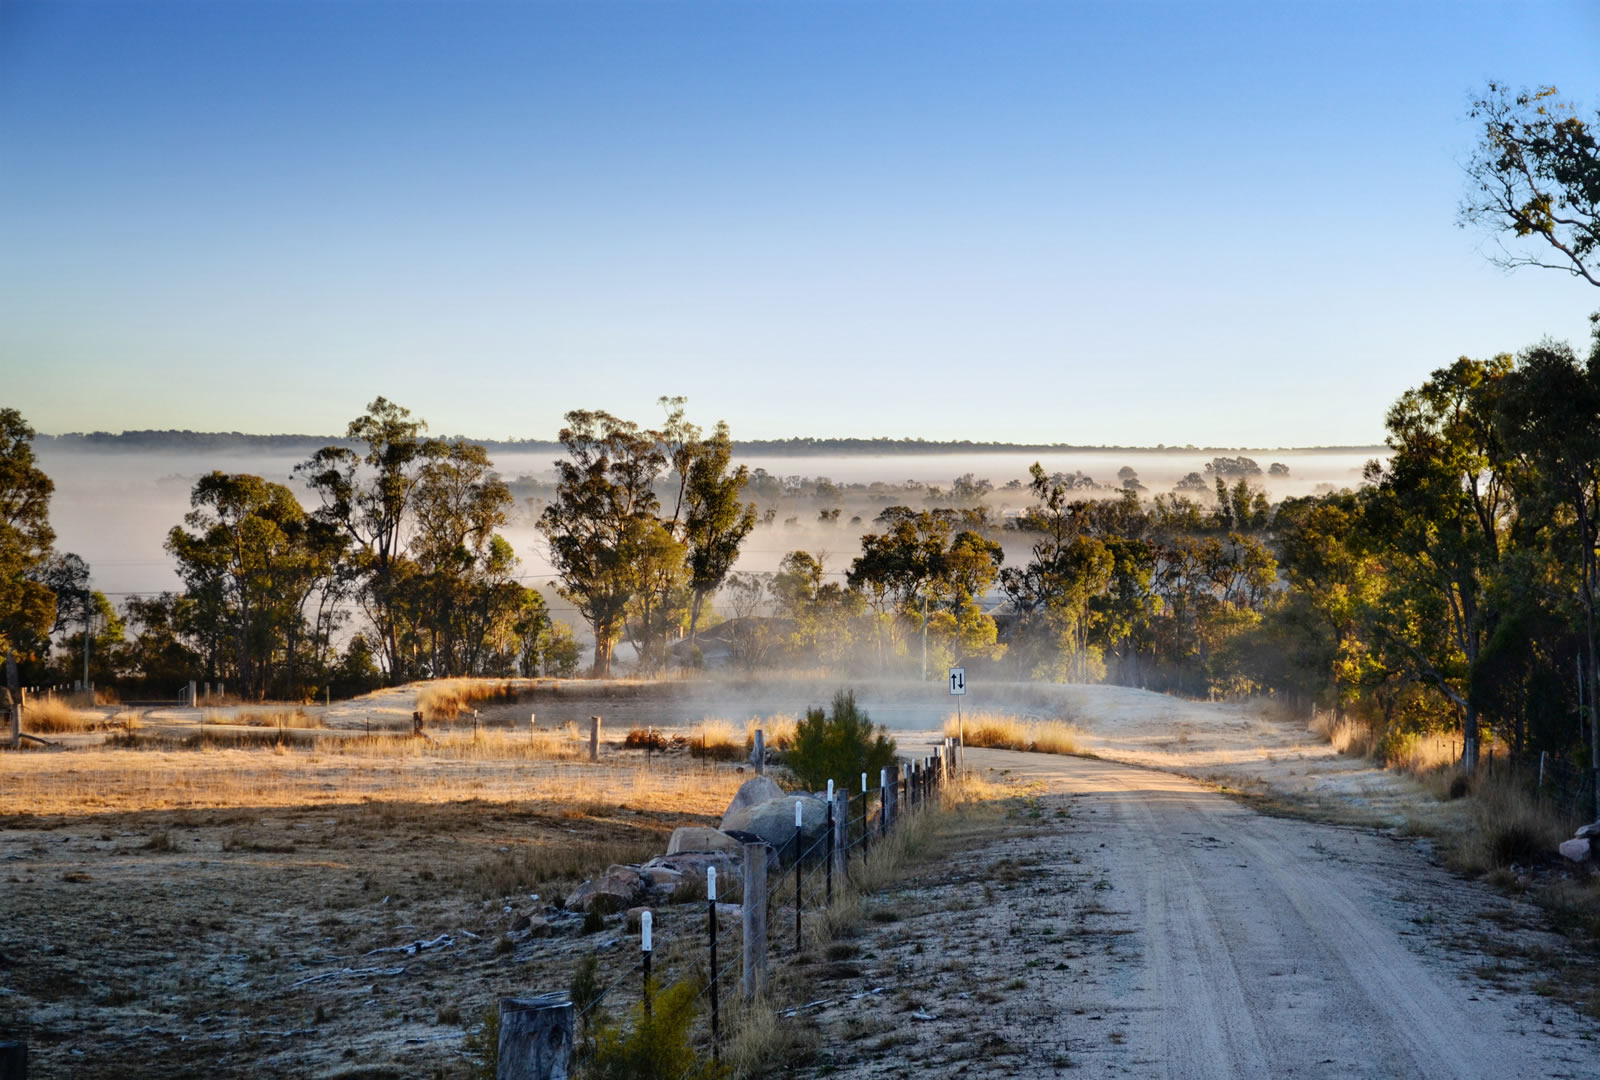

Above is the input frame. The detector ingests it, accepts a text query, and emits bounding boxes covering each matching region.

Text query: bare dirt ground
[4,678,1596,1078]
[795,750,1597,1079]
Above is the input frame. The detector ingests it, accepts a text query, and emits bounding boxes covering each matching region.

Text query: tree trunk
[5,650,19,749]
[688,589,705,646]
[591,637,612,678]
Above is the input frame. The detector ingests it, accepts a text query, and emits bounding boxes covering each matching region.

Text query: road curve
[957,749,1585,1080]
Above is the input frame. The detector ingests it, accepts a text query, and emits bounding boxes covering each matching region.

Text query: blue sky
[2,0,1598,446]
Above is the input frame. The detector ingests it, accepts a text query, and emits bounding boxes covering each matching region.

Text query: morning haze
[4,1,1600,1077]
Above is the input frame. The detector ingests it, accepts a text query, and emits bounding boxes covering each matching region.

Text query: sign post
[948,667,966,771]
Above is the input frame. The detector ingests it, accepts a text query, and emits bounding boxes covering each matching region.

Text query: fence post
[741,842,768,1000]
[832,788,848,891]
[1540,750,1548,788]
[640,910,653,1015]
[880,768,892,835]
[753,729,765,775]
[497,993,573,1080]
[708,866,720,1056]
[825,781,835,905]
[589,716,601,762]
[793,800,803,954]
[187,680,197,708]
[860,772,870,857]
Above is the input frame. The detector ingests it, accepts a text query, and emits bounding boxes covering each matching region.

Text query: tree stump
[498,994,572,1080]
[0,1040,26,1080]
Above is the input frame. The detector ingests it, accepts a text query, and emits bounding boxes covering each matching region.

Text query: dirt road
[803,749,1591,1078]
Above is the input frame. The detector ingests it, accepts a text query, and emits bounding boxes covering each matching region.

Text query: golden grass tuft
[416,678,525,722]
[944,712,1082,756]
[746,714,797,751]
[1386,730,1462,775]
[21,695,100,733]
[1306,709,1378,758]
[226,709,320,729]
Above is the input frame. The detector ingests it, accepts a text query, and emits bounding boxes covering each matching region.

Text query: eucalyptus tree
[1363,355,1517,772]
[539,410,665,676]
[682,422,756,645]
[297,398,443,681]
[1462,82,1600,287]
[0,409,57,741]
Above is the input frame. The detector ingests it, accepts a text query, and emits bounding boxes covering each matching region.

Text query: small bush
[786,691,896,792]
[585,979,726,1080]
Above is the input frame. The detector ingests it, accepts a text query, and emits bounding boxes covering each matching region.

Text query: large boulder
[564,864,645,913]
[667,826,744,856]
[721,795,828,857]
[1575,822,1600,840]
[720,776,785,827]
[1560,837,1592,863]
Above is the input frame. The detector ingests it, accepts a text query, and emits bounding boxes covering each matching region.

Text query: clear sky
[2,0,1598,447]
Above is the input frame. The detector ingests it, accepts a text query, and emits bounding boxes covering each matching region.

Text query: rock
[510,914,532,932]
[564,864,645,913]
[641,852,743,900]
[720,776,785,826]
[667,826,745,856]
[525,916,553,938]
[642,866,684,889]
[1575,822,1600,840]
[720,795,828,856]
[1560,837,1592,863]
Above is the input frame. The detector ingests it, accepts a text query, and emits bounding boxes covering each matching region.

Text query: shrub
[786,690,896,792]
[584,979,725,1080]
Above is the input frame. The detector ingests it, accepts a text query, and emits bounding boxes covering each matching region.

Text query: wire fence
[521,739,965,1079]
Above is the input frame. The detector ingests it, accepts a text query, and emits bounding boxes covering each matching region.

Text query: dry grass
[20,695,101,734]
[690,718,745,761]
[1307,709,1379,758]
[945,712,1082,757]
[415,678,526,722]
[1385,730,1460,774]
[0,736,745,818]
[746,714,797,751]
[220,708,321,729]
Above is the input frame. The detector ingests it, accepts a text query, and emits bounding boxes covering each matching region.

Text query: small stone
[509,914,531,932]
[1559,837,1591,862]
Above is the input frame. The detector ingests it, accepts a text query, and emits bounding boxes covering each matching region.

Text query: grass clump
[21,695,99,733]
[692,719,746,762]
[946,712,1081,756]
[1306,709,1378,758]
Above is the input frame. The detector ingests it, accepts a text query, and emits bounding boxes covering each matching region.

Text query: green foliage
[0,408,58,688]
[786,689,897,792]
[583,979,726,1080]
[461,1003,500,1080]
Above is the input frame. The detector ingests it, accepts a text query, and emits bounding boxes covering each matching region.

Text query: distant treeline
[35,429,1384,456]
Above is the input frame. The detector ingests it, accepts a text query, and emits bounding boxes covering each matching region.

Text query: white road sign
[949,667,966,696]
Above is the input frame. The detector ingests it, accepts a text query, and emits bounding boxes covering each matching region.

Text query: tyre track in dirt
[805,750,1592,1078]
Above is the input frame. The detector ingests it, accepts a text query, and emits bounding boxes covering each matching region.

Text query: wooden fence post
[741,842,768,1001]
[752,729,765,775]
[589,716,601,762]
[497,993,573,1080]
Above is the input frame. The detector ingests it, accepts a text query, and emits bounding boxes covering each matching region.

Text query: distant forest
[34,429,1385,456]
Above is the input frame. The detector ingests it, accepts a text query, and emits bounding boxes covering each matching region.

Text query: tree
[1363,355,1516,771]
[682,422,756,644]
[298,398,442,680]
[539,410,665,676]
[167,472,311,698]
[1462,82,1600,287]
[0,409,56,744]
